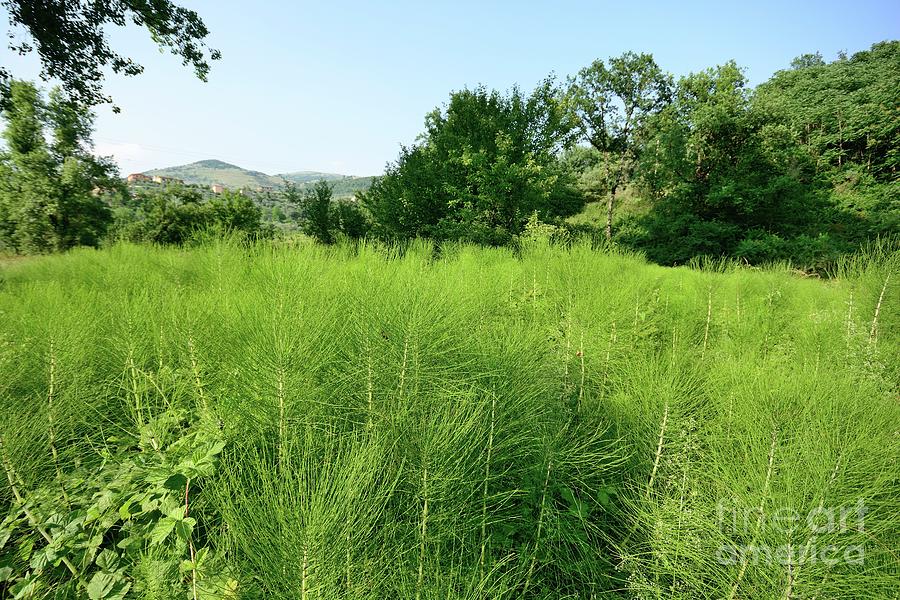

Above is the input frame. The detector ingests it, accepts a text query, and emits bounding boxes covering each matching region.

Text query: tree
[628,62,825,265]
[0,79,114,253]
[361,80,581,244]
[332,199,369,239]
[298,180,335,244]
[568,52,671,239]
[209,190,264,236]
[1,0,219,108]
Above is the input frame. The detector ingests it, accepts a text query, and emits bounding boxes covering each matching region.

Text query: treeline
[358,41,897,267]
[2,41,897,267]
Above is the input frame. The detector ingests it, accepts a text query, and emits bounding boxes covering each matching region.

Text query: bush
[113,185,266,244]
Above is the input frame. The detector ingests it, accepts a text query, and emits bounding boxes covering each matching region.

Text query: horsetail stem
[869,273,889,343]
[479,395,496,579]
[524,457,552,597]
[702,287,712,357]
[416,465,429,600]
[729,425,778,600]
[647,399,669,496]
[46,340,69,506]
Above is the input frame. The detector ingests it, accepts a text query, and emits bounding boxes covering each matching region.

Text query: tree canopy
[1,0,219,107]
[0,80,117,252]
[362,80,582,245]
[568,52,671,238]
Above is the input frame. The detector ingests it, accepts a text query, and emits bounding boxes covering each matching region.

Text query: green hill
[278,171,350,184]
[145,159,282,189]
[143,160,376,196]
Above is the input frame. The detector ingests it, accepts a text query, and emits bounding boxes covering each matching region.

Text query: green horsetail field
[0,240,897,599]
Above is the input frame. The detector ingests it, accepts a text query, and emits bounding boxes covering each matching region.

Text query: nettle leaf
[163,472,188,491]
[1,510,25,533]
[159,494,183,518]
[0,565,13,582]
[140,494,161,514]
[145,465,176,488]
[95,549,120,571]
[597,489,610,508]
[194,546,209,568]
[17,537,33,563]
[115,533,142,552]
[149,517,178,545]
[86,570,131,600]
[178,546,210,574]
[86,572,115,599]
[29,545,56,571]
[118,496,136,520]
[174,517,195,544]
[179,439,226,479]
[44,512,66,531]
[197,573,239,599]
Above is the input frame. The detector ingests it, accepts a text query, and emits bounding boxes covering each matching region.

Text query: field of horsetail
[0,239,897,599]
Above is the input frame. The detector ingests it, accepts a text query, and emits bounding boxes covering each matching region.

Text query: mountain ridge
[143,160,376,195]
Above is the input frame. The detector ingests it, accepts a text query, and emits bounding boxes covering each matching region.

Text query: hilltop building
[126,173,151,183]
[152,175,183,185]
[211,184,226,194]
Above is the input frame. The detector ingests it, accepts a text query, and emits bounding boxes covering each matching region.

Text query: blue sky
[2,0,898,176]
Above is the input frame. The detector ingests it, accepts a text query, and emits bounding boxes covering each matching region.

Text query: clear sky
[2,0,898,176]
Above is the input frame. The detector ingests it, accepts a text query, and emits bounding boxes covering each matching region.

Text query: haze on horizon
[1,0,897,177]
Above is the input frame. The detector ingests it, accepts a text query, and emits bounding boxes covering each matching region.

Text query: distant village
[125,173,275,195]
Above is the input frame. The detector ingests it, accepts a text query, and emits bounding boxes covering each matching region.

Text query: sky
[1,0,898,176]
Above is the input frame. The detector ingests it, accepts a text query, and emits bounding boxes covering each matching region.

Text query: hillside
[143,160,376,196]
[145,159,282,189]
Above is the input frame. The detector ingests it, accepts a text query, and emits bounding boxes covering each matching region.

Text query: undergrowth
[0,239,896,598]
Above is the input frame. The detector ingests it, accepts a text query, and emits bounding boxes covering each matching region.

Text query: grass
[0,238,897,598]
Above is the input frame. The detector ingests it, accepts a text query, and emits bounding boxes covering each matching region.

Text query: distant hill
[279,171,351,184]
[143,160,375,196]
[145,160,282,189]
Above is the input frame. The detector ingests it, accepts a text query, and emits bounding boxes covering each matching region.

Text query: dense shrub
[112,185,266,244]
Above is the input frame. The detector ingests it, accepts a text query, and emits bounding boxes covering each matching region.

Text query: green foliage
[0,0,219,107]
[282,179,369,244]
[559,42,898,269]
[0,402,229,598]
[112,185,265,245]
[755,41,900,180]
[0,80,115,254]
[567,52,671,238]
[331,199,369,239]
[299,180,336,244]
[361,80,581,244]
[613,54,891,268]
[0,239,896,598]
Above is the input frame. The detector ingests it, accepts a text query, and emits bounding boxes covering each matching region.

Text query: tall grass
[0,238,896,598]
